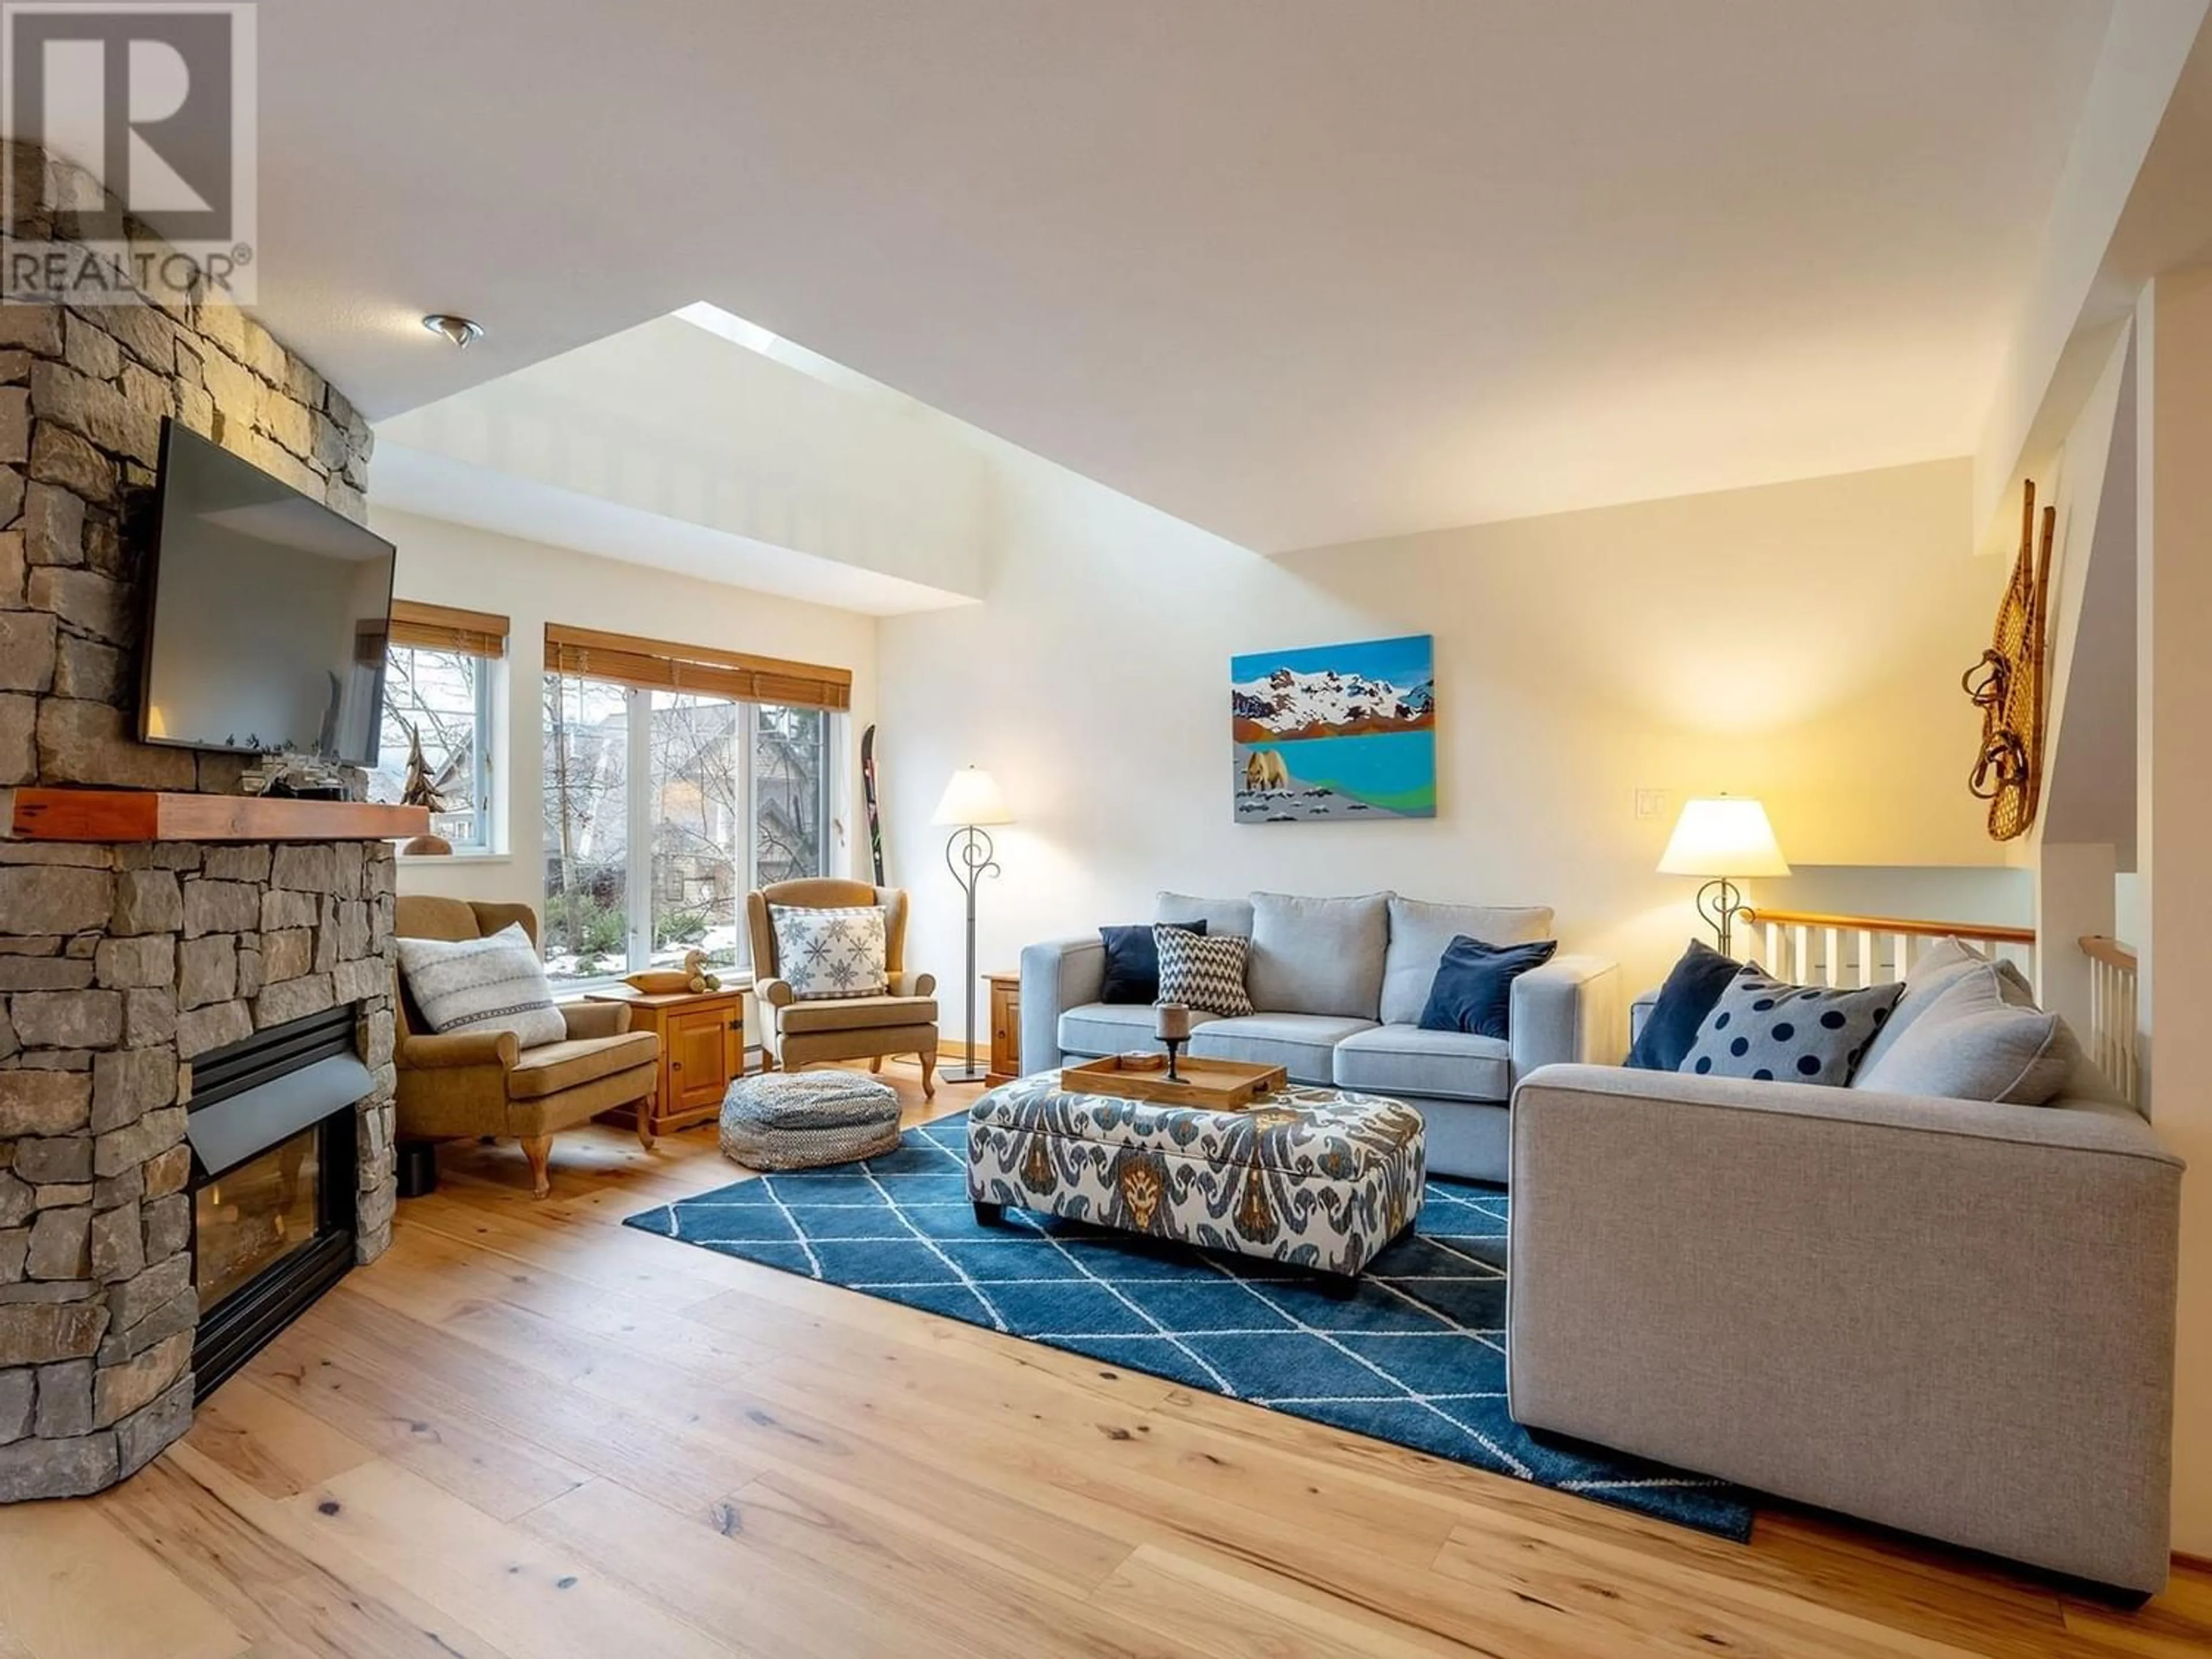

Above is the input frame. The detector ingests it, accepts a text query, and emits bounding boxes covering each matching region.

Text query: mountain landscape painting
[1232,634,1436,823]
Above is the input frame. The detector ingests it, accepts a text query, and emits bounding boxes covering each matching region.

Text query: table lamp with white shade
[1657,796,1790,959]
[931,766,1013,1085]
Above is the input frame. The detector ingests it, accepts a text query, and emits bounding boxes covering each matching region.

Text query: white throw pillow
[770,905,889,1000]
[394,923,567,1050]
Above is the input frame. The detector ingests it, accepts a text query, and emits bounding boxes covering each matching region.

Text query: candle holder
[1160,1036,1186,1082]
[1154,1001,1194,1082]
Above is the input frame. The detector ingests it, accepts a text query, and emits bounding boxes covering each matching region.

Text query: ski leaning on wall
[861,724,886,885]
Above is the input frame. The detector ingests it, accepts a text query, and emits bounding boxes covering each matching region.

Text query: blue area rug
[625,1112,1753,1539]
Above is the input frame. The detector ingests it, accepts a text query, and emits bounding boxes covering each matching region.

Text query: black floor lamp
[931,765,1013,1085]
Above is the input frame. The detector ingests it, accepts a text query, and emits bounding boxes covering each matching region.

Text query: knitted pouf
[719,1070,904,1171]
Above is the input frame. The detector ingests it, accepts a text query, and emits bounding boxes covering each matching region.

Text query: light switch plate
[1636,789,1672,821]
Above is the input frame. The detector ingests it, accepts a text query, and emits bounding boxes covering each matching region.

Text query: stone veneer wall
[0,838,398,1499]
[0,139,375,790]
[0,141,396,1499]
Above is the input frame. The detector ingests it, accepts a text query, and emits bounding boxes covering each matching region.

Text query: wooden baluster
[2090,962,2108,1080]
[1892,932,1912,982]
[1792,925,1809,984]
[2122,972,2133,1104]
[1857,929,1876,987]
[2108,964,2122,1086]
[1764,921,1780,972]
[2116,967,2130,1101]
[2117,969,2128,1097]
[1822,927,1840,987]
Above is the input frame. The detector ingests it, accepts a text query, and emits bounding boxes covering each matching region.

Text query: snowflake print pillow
[770,905,891,1000]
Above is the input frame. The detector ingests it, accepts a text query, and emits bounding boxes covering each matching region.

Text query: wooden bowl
[623,970,694,995]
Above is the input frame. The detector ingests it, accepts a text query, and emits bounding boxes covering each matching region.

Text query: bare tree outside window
[540,669,836,986]
[650,693,743,971]
[541,673,630,983]
[755,704,825,887]
[370,646,489,849]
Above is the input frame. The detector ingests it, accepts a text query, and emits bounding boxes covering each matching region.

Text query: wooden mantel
[9,789,430,843]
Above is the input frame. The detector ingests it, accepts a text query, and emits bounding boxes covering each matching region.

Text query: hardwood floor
[2,1062,2206,1657]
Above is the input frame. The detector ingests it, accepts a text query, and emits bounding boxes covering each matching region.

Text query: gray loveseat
[1508,992,2183,1593]
[1020,889,1620,1182]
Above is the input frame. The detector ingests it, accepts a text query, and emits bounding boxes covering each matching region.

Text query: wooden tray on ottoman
[1062,1054,1287,1111]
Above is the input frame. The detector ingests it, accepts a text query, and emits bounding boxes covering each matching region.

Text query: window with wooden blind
[370,602,509,854]
[542,624,851,712]
[539,623,849,986]
[389,601,509,659]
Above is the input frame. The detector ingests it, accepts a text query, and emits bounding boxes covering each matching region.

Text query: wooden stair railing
[1737,908,2037,988]
[2080,935,2141,1108]
[1735,912,2145,1108]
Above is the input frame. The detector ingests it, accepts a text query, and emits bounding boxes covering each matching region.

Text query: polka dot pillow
[1679,964,1905,1088]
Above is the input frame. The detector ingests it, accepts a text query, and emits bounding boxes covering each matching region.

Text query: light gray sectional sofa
[1508,994,2184,1593]
[1021,889,1621,1181]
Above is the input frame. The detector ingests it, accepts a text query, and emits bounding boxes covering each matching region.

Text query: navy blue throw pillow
[1416,935,1559,1039]
[1099,919,1206,1005]
[1627,939,1741,1071]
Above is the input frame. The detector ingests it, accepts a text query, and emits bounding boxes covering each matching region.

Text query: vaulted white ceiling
[247,0,2121,551]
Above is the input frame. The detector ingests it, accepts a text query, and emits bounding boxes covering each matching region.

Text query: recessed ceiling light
[421,313,484,349]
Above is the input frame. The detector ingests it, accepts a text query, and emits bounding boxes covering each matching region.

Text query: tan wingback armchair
[394,897,660,1196]
[745,880,940,1099]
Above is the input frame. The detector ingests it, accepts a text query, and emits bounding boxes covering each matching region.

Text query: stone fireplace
[0,839,399,1498]
[0,139,396,1500]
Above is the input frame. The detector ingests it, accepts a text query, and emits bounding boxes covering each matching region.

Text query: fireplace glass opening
[195,1127,323,1314]
[187,1003,365,1397]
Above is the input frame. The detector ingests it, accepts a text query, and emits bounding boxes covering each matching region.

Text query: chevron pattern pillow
[393,923,567,1049]
[1154,923,1255,1018]
[770,904,890,1000]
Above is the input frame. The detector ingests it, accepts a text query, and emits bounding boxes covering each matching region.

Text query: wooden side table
[585,984,749,1147]
[986,972,1022,1086]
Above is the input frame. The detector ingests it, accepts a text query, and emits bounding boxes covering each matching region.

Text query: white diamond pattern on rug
[626,1112,1753,1540]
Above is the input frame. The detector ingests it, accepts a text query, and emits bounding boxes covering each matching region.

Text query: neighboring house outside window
[539,625,849,989]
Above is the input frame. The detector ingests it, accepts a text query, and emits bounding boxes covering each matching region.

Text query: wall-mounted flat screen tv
[138,419,395,764]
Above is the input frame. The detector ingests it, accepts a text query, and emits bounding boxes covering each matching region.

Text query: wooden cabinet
[987,973,1022,1086]
[585,986,748,1146]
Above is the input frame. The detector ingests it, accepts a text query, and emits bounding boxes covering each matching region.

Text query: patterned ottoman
[720,1071,903,1171]
[965,1073,1425,1281]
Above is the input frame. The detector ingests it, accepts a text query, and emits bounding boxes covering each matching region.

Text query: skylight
[673,301,918,412]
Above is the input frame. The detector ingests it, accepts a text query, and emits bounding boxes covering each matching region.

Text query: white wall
[2039,327,2139,855]
[372,509,880,914]
[2137,268,2212,1560]
[379,317,989,601]
[1969,0,2208,549]
[876,450,2011,1031]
